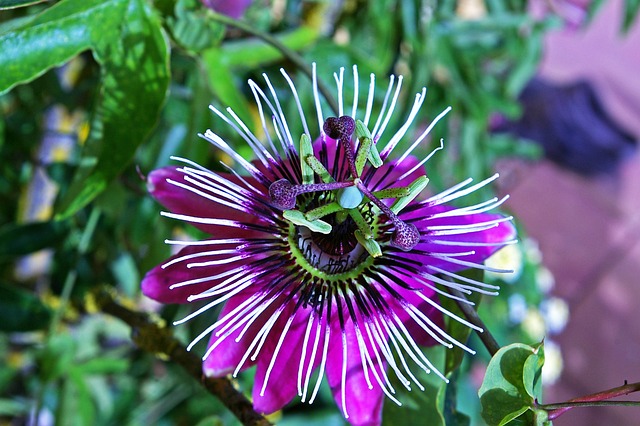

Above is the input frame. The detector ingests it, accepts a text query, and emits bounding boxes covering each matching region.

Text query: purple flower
[200,0,251,19]
[142,65,516,425]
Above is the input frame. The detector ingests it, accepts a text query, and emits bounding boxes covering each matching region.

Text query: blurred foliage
[0,0,634,424]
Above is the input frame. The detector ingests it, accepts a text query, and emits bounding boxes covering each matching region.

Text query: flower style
[142,65,516,425]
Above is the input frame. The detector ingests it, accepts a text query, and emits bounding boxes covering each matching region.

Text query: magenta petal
[147,167,264,238]
[402,207,517,271]
[380,278,445,348]
[326,319,384,426]
[202,291,261,377]
[200,0,252,19]
[141,245,249,304]
[252,307,320,414]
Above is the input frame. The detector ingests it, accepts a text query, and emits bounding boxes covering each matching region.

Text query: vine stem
[447,287,501,356]
[538,380,640,420]
[94,288,271,426]
[206,11,340,116]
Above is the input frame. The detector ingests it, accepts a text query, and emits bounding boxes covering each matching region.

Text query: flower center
[297,224,367,275]
[274,117,430,271]
[288,208,378,281]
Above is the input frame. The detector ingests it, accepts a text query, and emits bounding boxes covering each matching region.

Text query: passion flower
[142,65,516,425]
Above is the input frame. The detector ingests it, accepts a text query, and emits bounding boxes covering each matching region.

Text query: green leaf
[439,371,471,426]
[0,398,28,416]
[0,221,70,260]
[0,0,46,9]
[586,0,606,25]
[201,48,253,127]
[55,0,170,218]
[1,0,169,218]
[37,333,77,381]
[478,342,545,426]
[0,284,52,331]
[523,342,545,400]
[194,416,224,426]
[76,357,129,375]
[169,0,224,53]
[59,368,96,426]
[212,26,319,68]
[0,0,112,94]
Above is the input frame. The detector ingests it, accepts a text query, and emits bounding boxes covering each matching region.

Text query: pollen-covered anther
[390,221,420,251]
[269,179,298,210]
[323,116,356,140]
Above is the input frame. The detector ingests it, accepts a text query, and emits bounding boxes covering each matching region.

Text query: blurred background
[1,0,639,424]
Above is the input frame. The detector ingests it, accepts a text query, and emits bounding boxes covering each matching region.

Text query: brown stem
[447,287,501,356]
[94,288,271,426]
[540,380,640,420]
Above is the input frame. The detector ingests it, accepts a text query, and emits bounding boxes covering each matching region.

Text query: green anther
[372,186,411,199]
[368,143,383,168]
[355,120,382,168]
[337,186,364,209]
[305,154,334,183]
[355,120,371,140]
[349,209,373,239]
[305,201,343,221]
[390,175,429,214]
[299,134,314,185]
[283,209,332,234]
[355,137,372,176]
[355,230,382,257]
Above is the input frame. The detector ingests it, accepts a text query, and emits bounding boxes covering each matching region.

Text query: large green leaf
[56,0,170,218]
[0,0,170,219]
[478,342,546,426]
[0,0,113,94]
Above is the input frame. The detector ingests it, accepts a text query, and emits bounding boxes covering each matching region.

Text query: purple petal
[326,318,385,426]
[252,306,322,414]
[200,0,252,19]
[402,206,517,271]
[376,275,445,348]
[141,245,249,304]
[147,166,265,238]
[203,290,263,376]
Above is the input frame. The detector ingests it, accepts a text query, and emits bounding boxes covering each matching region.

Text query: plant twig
[447,287,501,356]
[94,288,271,426]
[207,11,341,116]
[537,380,640,420]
